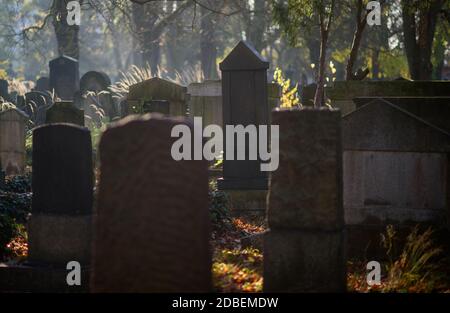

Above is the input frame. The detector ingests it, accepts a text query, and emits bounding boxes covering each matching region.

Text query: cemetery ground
[1,167,450,293]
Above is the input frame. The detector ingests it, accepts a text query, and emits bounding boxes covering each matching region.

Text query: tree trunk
[314,0,335,108]
[247,0,267,53]
[52,0,80,59]
[314,28,328,107]
[401,0,444,80]
[345,0,367,80]
[200,2,219,80]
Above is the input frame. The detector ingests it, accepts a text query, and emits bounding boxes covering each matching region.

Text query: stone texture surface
[91,114,211,293]
[127,77,187,117]
[268,108,344,230]
[263,229,346,292]
[46,101,85,126]
[344,151,447,225]
[28,214,92,265]
[0,109,27,175]
[32,124,93,215]
[342,99,450,152]
[353,97,450,134]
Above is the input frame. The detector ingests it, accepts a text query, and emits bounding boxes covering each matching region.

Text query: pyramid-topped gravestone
[218,41,270,190]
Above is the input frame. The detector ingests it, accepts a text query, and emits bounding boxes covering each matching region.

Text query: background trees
[0,0,448,89]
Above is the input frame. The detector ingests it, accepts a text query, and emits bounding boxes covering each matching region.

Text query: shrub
[0,214,18,260]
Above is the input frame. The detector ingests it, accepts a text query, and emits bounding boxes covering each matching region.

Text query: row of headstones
[0,61,114,124]
[20,106,344,292]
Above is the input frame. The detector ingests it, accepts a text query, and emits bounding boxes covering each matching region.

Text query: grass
[348,225,450,293]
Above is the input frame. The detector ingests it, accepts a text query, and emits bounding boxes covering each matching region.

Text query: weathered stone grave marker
[264,107,346,292]
[125,77,188,117]
[91,114,211,292]
[342,98,450,259]
[49,55,80,100]
[46,101,85,126]
[0,109,28,176]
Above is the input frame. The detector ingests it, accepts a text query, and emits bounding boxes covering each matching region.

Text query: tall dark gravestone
[49,55,79,100]
[29,124,93,267]
[218,41,270,190]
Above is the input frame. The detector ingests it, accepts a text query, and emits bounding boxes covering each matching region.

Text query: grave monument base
[223,189,267,213]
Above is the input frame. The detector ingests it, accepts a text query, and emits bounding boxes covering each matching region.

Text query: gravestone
[300,83,317,106]
[218,41,270,191]
[80,71,115,118]
[264,107,346,292]
[91,114,211,292]
[0,109,28,176]
[127,77,188,117]
[29,124,93,265]
[353,97,450,133]
[342,98,450,259]
[46,101,85,126]
[0,79,9,102]
[35,77,50,92]
[49,55,80,100]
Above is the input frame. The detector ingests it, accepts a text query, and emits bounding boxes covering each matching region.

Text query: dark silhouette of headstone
[80,71,115,118]
[49,55,79,100]
[46,101,85,126]
[218,41,270,190]
[0,79,9,102]
[80,71,111,92]
[35,77,50,92]
[31,124,93,217]
[91,114,211,292]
